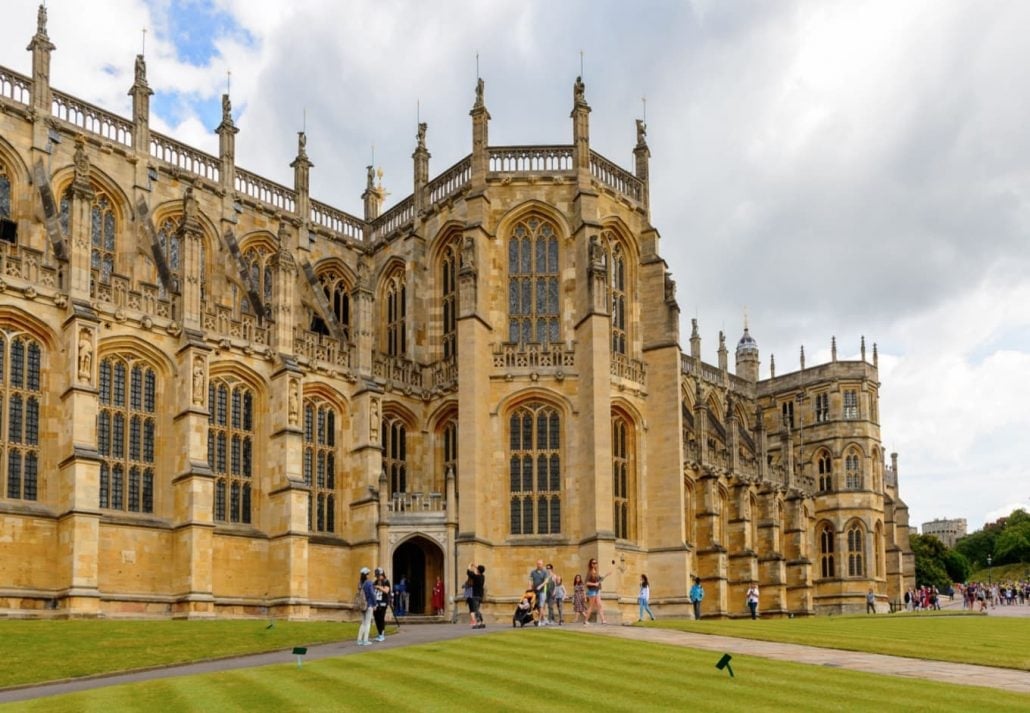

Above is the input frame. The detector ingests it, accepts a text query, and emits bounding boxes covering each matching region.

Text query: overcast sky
[3,0,1027,531]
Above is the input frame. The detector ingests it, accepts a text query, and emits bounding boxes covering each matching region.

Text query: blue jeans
[638,598,654,620]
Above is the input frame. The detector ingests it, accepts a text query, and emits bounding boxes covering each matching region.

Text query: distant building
[922,518,967,548]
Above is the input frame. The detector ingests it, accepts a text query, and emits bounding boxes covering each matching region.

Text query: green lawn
[3,629,1027,712]
[644,613,1030,670]
[0,620,358,688]
[968,562,1029,583]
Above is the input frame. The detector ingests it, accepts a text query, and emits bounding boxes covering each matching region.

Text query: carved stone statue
[298,131,307,154]
[73,136,90,184]
[182,186,198,225]
[37,4,48,34]
[636,118,647,145]
[664,272,676,302]
[134,54,147,86]
[288,379,299,425]
[77,329,92,382]
[474,77,485,108]
[221,94,232,124]
[416,122,427,149]
[460,235,475,269]
[366,164,375,190]
[589,235,605,268]
[574,75,586,105]
[369,397,380,442]
[191,358,205,405]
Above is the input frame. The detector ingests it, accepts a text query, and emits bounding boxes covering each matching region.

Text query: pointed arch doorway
[392,535,444,615]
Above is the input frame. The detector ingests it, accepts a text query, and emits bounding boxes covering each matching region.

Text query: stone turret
[735,325,759,383]
[633,119,650,217]
[470,78,490,185]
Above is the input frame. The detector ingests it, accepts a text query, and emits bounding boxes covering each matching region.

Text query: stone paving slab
[578,625,1030,695]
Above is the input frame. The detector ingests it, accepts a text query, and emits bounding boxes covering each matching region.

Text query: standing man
[372,567,391,642]
[866,587,876,614]
[689,577,704,621]
[530,559,551,626]
[467,562,486,629]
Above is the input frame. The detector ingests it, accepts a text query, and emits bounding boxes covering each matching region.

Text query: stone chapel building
[0,7,914,620]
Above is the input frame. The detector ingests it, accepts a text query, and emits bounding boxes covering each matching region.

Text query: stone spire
[129,54,154,153]
[690,318,701,360]
[27,3,55,113]
[413,122,430,213]
[362,165,384,221]
[571,76,591,176]
[470,78,490,184]
[633,118,650,215]
[291,131,312,232]
[216,93,238,196]
[861,335,867,362]
[799,345,805,370]
[831,335,837,362]
[717,330,728,372]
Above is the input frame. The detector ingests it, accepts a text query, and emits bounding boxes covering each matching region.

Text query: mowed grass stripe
[5,631,1029,713]
[644,614,1030,670]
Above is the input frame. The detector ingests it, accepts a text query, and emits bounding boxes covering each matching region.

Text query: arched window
[311,269,351,341]
[382,413,407,495]
[0,165,14,244]
[508,401,561,535]
[383,270,407,357]
[156,218,182,297]
[847,523,865,577]
[303,398,337,533]
[98,356,156,513]
[609,239,627,355]
[239,244,274,319]
[820,524,835,578]
[61,189,117,290]
[612,414,633,540]
[1,331,42,500]
[208,377,254,524]
[681,401,695,460]
[845,450,862,489]
[508,217,559,345]
[441,242,458,359]
[817,451,833,492]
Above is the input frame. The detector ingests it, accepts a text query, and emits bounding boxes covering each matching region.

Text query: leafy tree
[910,534,951,589]
[955,525,999,568]
[994,518,1030,565]
[941,549,971,583]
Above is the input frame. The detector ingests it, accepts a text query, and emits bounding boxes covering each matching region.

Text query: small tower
[735,324,759,383]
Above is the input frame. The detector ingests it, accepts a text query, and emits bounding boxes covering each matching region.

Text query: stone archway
[392,535,444,615]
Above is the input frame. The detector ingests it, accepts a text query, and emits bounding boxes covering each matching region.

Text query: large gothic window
[845,450,862,489]
[441,243,458,359]
[509,402,561,535]
[239,245,274,319]
[815,393,829,422]
[208,377,254,524]
[612,414,633,540]
[91,194,116,288]
[820,524,835,578]
[98,356,156,513]
[817,450,833,492]
[0,166,13,244]
[384,270,407,357]
[843,389,858,419]
[1,332,42,500]
[847,524,865,576]
[303,398,337,533]
[508,217,559,345]
[382,414,407,495]
[311,269,351,341]
[441,418,458,491]
[609,240,627,355]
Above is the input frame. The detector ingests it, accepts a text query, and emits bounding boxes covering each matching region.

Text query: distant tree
[942,549,971,583]
[994,516,1030,566]
[910,534,951,590]
[955,526,999,568]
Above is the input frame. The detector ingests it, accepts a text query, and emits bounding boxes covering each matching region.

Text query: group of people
[356,566,393,646]
[525,558,614,626]
[958,581,1029,611]
[904,586,943,611]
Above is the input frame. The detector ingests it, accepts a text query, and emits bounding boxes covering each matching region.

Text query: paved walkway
[2,621,1028,704]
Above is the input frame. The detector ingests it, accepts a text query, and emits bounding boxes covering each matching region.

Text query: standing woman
[552,574,566,625]
[431,576,445,616]
[745,582,760,620]
[638,574,655,621]
[583,559,609,625]
[356,567,376,646]
[373,567,391,641]
[572,574,587,624]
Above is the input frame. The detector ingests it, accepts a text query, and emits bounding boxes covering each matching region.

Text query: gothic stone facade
[0,8,913,620]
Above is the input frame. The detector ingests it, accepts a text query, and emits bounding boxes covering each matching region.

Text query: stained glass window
[90,195,116,288]
[441,244,458,359]
[847,524,865,577]
[384,270,406,356]
[508,218,559,345]
[509,402,561,535]
[303,398,338,533]
[98,356,155,513]
[820,525,835,578]
[208,378,254,523]
[311,269,351,341]
[2,333,43,500]
[609,239,627,355]
[612,415,632,539]
[383,414,407,495]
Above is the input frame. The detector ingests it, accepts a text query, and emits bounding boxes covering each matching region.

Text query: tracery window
[384,270,407,357]
[239,245,274,319]
[208,377,254,524]
[847,524,865,577]
[155,218,182,297]
[820,524,835,578]
[311,269,351,341]
[817,451,833,492]
[382,414,407,495]
[781,400,794,430]
[609,240,627,355]
[612,414,633,540]
[815,393,829,422]
[0,166,14,244]
[508,217,559,345]
[1,331,42,500]
[845,451,862,489]
[843,389,858,420]
[91,194,116,288]
[509,402,561,535]
[441,243,458,359]
[98,356,156,513]
[303,398,336,533]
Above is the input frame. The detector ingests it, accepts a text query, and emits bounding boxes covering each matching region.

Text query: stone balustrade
[150,133,220,183]
[51,89,134,148]
[492,341,575,370]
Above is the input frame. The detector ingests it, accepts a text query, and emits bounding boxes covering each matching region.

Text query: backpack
[355,587,368,612]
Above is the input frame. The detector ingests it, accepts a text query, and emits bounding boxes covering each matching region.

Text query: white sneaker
[375,634,385,642]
